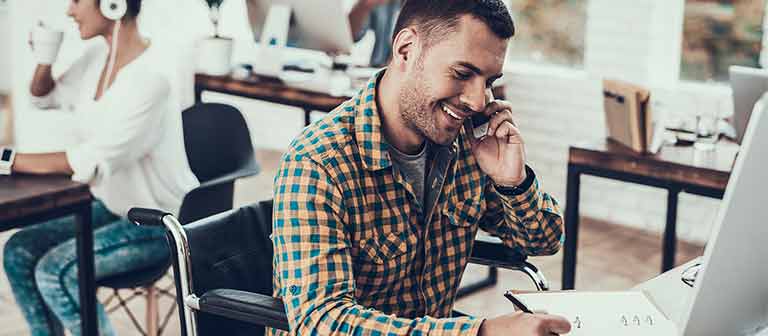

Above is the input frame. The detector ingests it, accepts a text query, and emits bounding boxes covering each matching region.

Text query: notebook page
[516,291,678,336]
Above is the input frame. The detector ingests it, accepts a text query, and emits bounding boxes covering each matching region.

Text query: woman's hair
[97,0,143,18]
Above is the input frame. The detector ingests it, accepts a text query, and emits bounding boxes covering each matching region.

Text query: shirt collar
[353,69,462,171]
[354,69,393,171]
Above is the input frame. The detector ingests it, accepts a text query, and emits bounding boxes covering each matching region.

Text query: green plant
[204,0,225,37]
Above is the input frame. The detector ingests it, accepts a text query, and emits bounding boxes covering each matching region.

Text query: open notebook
[514,291,678,335]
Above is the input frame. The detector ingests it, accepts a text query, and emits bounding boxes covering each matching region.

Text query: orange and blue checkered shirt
[271,71,564,335]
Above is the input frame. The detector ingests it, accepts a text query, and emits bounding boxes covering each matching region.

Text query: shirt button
[289,285,301,295]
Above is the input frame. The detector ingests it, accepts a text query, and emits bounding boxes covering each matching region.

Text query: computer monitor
[244,0,354,54]
[678,107,768,335]
[729,65,768,144]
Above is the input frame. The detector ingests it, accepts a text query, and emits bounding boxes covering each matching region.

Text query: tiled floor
[0,149,704,335]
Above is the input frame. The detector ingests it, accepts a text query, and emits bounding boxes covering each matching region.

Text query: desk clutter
[602,79,655,153]
[514,291,677,335]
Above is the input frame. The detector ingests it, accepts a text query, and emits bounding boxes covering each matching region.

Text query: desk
[0,175,97,336]
[194,73,508,126]
[634,257,700,323]
[562,140,737,290]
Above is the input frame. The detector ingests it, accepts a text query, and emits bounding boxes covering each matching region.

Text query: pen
[504,290,533,314]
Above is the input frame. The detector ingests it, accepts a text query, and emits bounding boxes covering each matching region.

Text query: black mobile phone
[471,113,490,139]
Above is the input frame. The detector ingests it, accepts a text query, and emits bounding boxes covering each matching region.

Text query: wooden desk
[0,175,98,336]
[194,73,508,126]
[562,139,737,290]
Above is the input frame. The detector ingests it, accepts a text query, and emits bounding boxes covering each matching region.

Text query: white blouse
[31,41,199,216]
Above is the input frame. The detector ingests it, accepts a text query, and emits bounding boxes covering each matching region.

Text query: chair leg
[146,286,159,336]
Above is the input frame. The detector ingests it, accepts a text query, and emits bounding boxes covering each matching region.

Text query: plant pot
[198,36,233,76]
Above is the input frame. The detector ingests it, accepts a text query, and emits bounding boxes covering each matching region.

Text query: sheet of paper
[516,291,678,336]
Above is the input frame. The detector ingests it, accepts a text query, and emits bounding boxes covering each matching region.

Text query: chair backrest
[178,103,260,224]
[180,200,275,336]
[182,103,256,183]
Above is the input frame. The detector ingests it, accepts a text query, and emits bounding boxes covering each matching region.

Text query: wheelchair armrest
[470,234,528,268]
[196,164,261,191]
[198,289,289,331]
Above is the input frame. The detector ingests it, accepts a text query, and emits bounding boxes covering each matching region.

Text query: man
[349,0,401,67]
[272,1,571,335]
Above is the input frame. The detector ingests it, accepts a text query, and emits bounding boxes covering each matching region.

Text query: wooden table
[562,139,737,290]
[194,73,508,126]
[0,175,98,336]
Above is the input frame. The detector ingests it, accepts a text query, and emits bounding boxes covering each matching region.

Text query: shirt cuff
[494,166,536,196]
[493,166,542,217]
[29,91,59,109]
[66,145,108,184]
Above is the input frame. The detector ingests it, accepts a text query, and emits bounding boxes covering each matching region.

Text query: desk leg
[74,202,98,336]
[304,109,312,126]
[562,164,581,290]
[662,188,680,272]
[194,87,204,104]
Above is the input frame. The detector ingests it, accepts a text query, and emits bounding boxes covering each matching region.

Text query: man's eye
[454,70,471,80]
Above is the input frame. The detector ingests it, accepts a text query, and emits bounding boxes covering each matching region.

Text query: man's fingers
[543,315,572,334]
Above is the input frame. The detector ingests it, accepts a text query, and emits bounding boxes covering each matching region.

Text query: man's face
[399,15,507,146]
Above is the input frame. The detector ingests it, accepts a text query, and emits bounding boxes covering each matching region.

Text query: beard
[398,61,459,146]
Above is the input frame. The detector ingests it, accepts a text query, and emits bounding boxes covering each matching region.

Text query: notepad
[515,291,678,335]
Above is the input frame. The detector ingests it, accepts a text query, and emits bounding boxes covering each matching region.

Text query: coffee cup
[31,25,64,65]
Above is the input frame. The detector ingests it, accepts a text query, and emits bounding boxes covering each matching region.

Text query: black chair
[128,200,550,336]
[98,103,260,336]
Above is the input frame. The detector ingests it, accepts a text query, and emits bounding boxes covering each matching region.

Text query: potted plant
[198,0,233,76]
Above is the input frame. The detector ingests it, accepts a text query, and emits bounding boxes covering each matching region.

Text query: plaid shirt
[270,71,564,336]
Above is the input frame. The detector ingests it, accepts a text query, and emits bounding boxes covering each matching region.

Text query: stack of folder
[603,79,653,153]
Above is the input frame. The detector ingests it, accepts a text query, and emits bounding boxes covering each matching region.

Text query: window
[504,0,587,68]
[681,0,765,82]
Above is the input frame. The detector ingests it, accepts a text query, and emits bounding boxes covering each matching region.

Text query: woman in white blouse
[3,0,198,335]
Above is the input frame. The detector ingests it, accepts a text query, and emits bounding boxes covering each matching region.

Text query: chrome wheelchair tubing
[161,215,198,336]
[521,261,550,291]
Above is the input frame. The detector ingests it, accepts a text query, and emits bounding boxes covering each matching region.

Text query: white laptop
[676,105,768,335]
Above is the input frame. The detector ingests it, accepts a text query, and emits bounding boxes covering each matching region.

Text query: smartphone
[471,113,490,139]
[469,90,495,139]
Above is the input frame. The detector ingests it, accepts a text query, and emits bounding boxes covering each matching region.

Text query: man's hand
[466,100,527,187]
[479,312,571,336]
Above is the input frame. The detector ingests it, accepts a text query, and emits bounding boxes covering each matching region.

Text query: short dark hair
[392,0,515,47]
[126,0,142,18]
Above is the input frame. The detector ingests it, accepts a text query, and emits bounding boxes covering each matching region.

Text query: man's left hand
[465,100,527,187]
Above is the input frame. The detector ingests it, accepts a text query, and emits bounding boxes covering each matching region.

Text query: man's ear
[391,27,418,71]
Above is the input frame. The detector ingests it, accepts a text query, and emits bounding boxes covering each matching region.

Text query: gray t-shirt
[388,142,428,210]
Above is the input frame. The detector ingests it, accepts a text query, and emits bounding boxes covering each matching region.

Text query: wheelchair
[128,200,549,336]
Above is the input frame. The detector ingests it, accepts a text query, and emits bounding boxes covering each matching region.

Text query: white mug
[31,25,64,65]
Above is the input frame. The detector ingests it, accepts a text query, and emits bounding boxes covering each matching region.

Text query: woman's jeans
[3,200,169,336]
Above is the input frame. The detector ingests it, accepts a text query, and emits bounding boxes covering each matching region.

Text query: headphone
[98,0,128,98]
[100,0,127,21]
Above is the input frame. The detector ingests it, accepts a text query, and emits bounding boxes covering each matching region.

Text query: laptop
[677,105,768,335]
[730,65,768,144]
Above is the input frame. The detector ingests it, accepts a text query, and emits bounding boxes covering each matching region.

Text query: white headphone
[100,0,127,21]
[98,0,128,98]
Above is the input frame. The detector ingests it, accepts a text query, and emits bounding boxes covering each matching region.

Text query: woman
[3,0,198,335]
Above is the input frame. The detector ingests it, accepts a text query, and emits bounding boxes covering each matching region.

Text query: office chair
[98,103,260,336]
[129,199,550,336]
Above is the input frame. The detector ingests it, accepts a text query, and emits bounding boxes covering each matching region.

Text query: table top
[569,139,737,191]
[195,73,349,112]
[0,174,91,223]
[195,73,509,113]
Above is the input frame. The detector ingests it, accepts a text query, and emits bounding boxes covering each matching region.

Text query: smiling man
[271,1,570,335]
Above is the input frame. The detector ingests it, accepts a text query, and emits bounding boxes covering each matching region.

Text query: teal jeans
[3,200,169,336]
